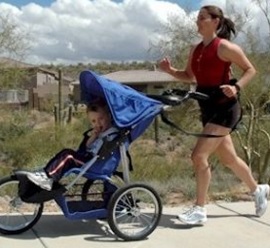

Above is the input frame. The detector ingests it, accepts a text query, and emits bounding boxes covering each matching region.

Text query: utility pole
[58,69,62,125]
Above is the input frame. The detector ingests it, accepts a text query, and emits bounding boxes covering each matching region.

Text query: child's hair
[86,98,108,112]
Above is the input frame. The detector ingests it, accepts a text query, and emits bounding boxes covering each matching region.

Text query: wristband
[234,83,241,93]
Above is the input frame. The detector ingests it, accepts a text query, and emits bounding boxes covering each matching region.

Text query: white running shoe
[177,205,207,225]
[253,184,269,217]
[27,171,53,191]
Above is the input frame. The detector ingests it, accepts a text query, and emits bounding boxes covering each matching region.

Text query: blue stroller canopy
[80,70,163,140]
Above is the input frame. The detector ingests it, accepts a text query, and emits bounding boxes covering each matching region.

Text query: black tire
[107,183,162,241]
[0,175,43,235]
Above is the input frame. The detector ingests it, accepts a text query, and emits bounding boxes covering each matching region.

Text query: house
[104,68,180,92]
[0,57,74,109]
[72,68,180,104]
[0,57,73,88]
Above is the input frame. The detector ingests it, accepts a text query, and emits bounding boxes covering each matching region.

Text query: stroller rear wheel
[0,175,43,235]
[107,183,162,241]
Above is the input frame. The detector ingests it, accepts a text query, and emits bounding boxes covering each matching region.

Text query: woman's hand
[159,57,172,73]
[220,84,238,98]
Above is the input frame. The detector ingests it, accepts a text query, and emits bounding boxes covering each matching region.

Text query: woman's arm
[218,40,256,98]
[159,46,196,83]
[219,40,256,89]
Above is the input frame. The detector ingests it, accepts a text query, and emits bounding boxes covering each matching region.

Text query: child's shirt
[86,126,119,155]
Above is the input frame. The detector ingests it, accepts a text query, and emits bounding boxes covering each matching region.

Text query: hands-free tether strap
[160,109,242,138]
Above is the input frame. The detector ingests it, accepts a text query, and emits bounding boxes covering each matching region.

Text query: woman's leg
[178,123,230,225]
[214,136,257,192]
[215,136,269,216]
[191,123,230,206]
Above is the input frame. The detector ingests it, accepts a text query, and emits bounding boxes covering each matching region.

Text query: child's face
[88,107,112,134]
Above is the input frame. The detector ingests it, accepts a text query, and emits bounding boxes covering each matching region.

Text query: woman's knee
[191,151,208,168]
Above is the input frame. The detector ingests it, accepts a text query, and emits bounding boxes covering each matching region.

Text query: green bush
[0,109,89,173]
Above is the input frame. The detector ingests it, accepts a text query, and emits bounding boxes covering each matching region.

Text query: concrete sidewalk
[1,201,270,248]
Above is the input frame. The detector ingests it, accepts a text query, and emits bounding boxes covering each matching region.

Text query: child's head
[86,99,112,134]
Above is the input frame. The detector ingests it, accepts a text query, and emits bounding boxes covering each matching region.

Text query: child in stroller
[27,98,118,191]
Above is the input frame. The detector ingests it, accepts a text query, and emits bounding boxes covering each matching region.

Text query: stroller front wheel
[0,175,43,235]
[107,183,162,241]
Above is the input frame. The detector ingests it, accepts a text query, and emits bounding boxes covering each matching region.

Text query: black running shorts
[197,86,242,129]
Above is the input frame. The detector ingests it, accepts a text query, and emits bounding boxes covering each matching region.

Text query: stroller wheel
[0,175,43,235]
[107,183,162,241]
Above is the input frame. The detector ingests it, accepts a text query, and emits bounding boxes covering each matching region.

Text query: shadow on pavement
[2,209,270,242]
[1,214,112,240]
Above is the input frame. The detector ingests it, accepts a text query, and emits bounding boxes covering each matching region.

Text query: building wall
[36,71,57,86]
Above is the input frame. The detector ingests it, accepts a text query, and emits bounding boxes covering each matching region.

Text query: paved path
[1,201,270,248]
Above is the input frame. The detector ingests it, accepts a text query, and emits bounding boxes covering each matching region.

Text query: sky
[0,0,268,65]
[5,0,201,10]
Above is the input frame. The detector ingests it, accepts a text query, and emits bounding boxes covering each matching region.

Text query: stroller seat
[65,128,131,182]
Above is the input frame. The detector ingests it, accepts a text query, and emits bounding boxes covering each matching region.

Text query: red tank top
[191,37,231,87]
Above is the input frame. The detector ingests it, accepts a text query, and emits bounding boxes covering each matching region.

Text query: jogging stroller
[0,70,208,241]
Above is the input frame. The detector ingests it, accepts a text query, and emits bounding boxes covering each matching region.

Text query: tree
[233,0,270,183]
[0,13,29,58]
[150,12,198,69]
[0,13,30,89]
[252,0,270,38]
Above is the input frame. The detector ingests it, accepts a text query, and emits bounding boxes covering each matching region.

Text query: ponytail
[217,17,236,40]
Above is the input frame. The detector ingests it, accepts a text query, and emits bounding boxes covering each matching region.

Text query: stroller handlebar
[147,89,209,106]
[189,91,209,101]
